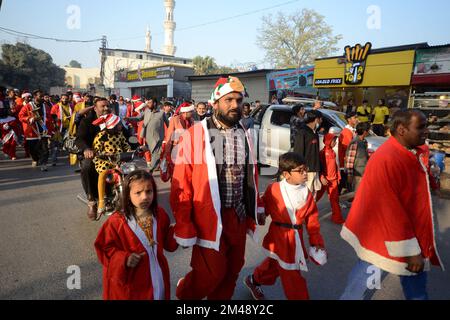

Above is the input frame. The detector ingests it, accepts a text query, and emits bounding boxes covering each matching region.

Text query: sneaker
[243,275,265,300]
[40,165,48,172]
[11,157,16,161]
[31,161,37,167]
[52,162,57,167]
[87,201,98,221]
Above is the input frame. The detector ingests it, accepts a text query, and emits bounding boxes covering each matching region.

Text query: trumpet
[31,103,48,136]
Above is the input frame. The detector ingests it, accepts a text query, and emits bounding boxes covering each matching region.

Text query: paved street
[0,154,449,300]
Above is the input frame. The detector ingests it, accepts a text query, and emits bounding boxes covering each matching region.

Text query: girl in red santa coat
[95,170,178,300]
[1,116,19,160]
[316,133,345,224]
[244,152,326,300]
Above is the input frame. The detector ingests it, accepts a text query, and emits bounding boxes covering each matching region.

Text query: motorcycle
[77,146,146,220]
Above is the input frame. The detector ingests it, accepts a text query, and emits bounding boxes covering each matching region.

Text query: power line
[109,0,301,42]
[0,26,102,43]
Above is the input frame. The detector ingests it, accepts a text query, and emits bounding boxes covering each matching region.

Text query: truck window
[270,110,293,128]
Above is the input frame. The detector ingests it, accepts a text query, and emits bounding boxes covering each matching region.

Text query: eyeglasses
[290,166,308,174]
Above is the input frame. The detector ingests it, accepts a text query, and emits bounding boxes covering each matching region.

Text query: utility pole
[99,35,107,89]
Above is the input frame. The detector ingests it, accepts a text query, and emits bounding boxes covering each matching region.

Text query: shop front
[313,42,424,111]
[113,64,194,101]
[266,66,316,100]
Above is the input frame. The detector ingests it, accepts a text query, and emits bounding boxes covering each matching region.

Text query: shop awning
[411,73,450,86]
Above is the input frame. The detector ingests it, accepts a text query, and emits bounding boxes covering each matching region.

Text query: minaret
[145,26,152,53]
[163,0,176,56]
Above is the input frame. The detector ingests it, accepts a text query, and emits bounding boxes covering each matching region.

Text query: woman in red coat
[95,170,178,300]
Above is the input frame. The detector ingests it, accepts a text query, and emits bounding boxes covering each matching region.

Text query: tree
[0,42,66,91]
[68,60,82,68]
[192,55,238,75]
[256,9,342,69]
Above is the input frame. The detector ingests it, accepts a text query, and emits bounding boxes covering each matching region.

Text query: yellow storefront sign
[127,69,158,81]
[314,50,415,88]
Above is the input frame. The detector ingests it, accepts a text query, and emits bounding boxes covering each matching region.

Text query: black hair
[278,152,306,174]
[243,102,251,108]
[121,170,158,220]
[345,111,357,120]
[304,110,322,124]
[110,94,117,100]
[390,110,425,136]
[33,89,43,97]
[292,103,305,114]
[356,122,371,135]
[362,99,368,104]
[378,98,386,105]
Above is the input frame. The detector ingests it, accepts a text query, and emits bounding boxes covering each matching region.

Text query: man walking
[170,76,264,300]
[340,110,444,300]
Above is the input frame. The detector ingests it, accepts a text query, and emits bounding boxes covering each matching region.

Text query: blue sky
[0,0,449,69]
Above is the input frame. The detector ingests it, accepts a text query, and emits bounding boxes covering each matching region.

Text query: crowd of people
[0,77,444,301]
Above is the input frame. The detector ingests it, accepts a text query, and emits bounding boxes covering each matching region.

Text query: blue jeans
[340,259,428,300]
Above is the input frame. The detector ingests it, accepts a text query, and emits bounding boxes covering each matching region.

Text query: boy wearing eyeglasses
[244,152,326,300]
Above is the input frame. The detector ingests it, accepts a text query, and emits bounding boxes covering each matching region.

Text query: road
[0,153,449,300]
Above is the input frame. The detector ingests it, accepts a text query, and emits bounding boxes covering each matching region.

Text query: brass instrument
[30,103,48,136]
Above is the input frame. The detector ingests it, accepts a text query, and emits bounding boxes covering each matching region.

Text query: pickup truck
[251,104,387,169]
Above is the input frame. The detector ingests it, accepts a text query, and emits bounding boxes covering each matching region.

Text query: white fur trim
[174,236,197,248]
[179,105,194,113]
[200,119,222,252]
[341,226,421,276]
[262,248,308,271]
[247,229,259,243]
[385,238,421,258]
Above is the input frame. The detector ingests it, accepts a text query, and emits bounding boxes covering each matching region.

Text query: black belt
[273,221,302,230]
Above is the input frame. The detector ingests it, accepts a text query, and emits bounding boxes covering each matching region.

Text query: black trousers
[372,124,385,137]
[27,138,49,165]
[80,158,99,201]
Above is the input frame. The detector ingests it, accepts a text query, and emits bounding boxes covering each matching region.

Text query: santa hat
[209,76,248,104]
[21,92,32,99]
[73,93,82,103]
[92,114,120,131]
[178,102,194,113]
[131,95,141,102]
[134,101,147,112]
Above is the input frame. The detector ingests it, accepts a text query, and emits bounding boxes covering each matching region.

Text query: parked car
[282,96,339,110]
[251,104,387,168]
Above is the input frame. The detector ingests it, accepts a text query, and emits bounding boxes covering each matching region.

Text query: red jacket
[262,181,324,271]
[51,102,73,132]
[94,208,178,300]
[338,126,356,169]
[170,119,264,251]
[340,137,444,275]
[19,102,54,139]
[320,133,341,182]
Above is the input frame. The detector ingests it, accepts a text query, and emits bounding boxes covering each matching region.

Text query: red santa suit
[50,102,73,133]
[252,180,324,300]
[126,96,142,135]
[18,102,55,140]
[170,118,264,300]
[94,208,178,300]
[316,133,344,224]
[1,116,19,159]
[340,137,444,276]
[338,125,356,168]
[160,103,194,182]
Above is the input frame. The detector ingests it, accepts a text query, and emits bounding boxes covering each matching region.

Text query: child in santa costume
[95,170,178,300]
[1,116,19,160]
[126,95,143,136]
[244,152,326,300]
[92,114,131,216]
[340,110,443,300]
[171,76,265,300]
[160,102,195,182]
[316,133,345,224]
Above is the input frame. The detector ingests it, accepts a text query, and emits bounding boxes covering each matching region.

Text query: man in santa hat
[340,110,443,300]
[160,102,194,182]
[18,90,55,171]
[170,76,265,300]
[126,95,143,135]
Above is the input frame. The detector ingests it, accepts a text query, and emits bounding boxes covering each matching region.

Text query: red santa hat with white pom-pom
[92,114,120,131]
